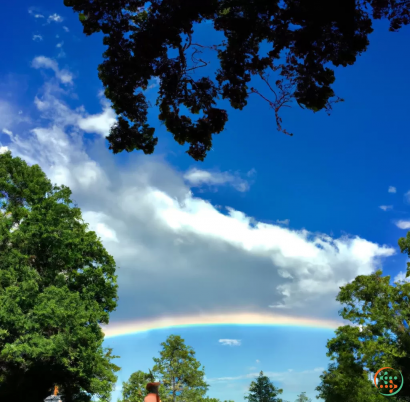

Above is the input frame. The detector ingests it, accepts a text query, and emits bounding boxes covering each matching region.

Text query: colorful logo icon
[374,367,404,396]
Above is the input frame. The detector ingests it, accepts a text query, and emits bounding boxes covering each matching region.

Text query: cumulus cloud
[0,146,9,154]
[48,13,63,23]
[395,220,410,229]
[219,339,241,346]
[379,205,393,211]
[184,168,252,192]
[388,186,397,193]
[32,56,73,84]
[33,34,43,42]
[5,69,396,329]
[77,99,117,137]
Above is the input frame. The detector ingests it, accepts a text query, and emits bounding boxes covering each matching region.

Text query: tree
[152,335,209,402]
[294,392,311,402]
[0,151,119,402]
[316,233,410,401]
[63,0,410,161]
[119,370,156,402]
[245,371,284,402]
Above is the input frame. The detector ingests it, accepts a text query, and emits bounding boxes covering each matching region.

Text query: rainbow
[101,312,343,338]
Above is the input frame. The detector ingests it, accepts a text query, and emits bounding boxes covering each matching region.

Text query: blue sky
[2,1,410,401]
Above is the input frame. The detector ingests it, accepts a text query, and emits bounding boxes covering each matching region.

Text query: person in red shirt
[144,381,161,402]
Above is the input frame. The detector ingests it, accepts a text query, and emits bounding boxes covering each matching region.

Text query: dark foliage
[64,0,410,160]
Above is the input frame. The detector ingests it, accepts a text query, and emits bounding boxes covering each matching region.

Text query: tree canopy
[244,371,284,402]
[316,234,410,401]
[0,151,119,402]
[152,334,209,402]
[63,0,410,161]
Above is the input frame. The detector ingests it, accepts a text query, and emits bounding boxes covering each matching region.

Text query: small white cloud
[379,205,393,211]
[48,13,63,23]
[2,128,13,136]
[219,339,241,346]
[32,34,43,42]
[277,219,290,225]
[0,146,9,154]
[77,101,117,137]
[247,168,257,177]
[56,42,64,48]
[394,271,410,283]
[396,220,410,229]
[63,26,69,32]
[405,191,410,204]
[32,56,73,84]
[256,360,260,363]
[388,186,397,193]
[28,9,45,18]
[184,168,251,192]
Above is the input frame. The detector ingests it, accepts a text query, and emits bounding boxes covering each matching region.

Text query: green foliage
[0,151,119,402]
[244,371,284,402]
[317,234,410,401]
[294,392,311,402]
[118,370,155,402]
[152,334,209,402]
[64,0,410,160]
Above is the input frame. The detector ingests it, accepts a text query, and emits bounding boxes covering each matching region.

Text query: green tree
[119,370,155,402]
[294,392,311,402]
[245,371,284,402]
[316,233,410,401]
[152,335,209,402]
[64,0,410,161]
[0,151,119,402]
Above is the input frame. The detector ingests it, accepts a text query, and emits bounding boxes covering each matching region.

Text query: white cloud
[0,146,9,154]
[405,191,410,204]
[63,26,69,32]
[2,128,13,136]
[56,42,64,48]
[5,70,396,328]
[32,35,43,42]
[395,220,410,229]
[379,205,393,211]
[77,99,117,137]
[388,186,397,193]
[256,360,260,363]
[28,9,44,18]
[184,168,251,192]
[276,219,290,225]
[48,13,63,23]
[394,271,410,283]
[32,56,73,84]
[219,339,241,346]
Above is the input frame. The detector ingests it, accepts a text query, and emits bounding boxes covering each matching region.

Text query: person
[144,381,161,402]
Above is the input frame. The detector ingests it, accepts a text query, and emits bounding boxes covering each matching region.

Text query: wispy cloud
[219,339,241,346]
[395,220,410,229]
[388,186,397,193]
[379,205,393,211]
[256,360,260,363]
[32,34,43,42]
[48,13,63,23]
[63,26,69,32]
[394,271,410,283]
[32,56,73,84]
[56,42,64,48]
[28,9,44,18]
[276,219,290,225]
[184,168,252,192]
